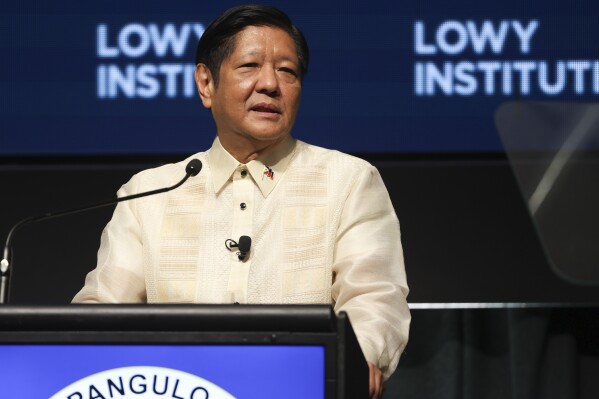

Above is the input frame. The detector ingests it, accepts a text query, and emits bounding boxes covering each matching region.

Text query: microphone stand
[0,159,202,304]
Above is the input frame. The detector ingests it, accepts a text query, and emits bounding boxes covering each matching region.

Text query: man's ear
[195,64,214,109]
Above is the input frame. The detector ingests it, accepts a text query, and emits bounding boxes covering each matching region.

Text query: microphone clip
[225,236,252,261]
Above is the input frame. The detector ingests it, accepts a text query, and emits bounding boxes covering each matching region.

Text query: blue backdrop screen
[2,0,599,155]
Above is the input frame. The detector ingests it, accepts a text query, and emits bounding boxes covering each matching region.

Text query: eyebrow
[237,50,299,64]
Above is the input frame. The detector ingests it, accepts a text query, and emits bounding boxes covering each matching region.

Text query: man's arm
[332,163,410,381]
[369,361,385,399]
[72,178,146,303]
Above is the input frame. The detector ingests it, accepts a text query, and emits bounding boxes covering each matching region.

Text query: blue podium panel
[0,305,367,399]
[0,344,325,398]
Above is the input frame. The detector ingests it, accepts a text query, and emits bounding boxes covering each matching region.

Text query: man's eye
[240,63,259,69]
[279,67,298,76]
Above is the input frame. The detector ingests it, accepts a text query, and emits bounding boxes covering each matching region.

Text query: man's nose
[255,66,280,96]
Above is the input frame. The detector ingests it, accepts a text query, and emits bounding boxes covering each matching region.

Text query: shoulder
[288,141,384,200]
[124,152,207,191]
[293,140,375,174]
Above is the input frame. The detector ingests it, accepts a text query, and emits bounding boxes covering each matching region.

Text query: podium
[0,304,368,399]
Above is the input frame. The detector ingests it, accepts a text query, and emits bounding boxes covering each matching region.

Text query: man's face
[199,26,302,147]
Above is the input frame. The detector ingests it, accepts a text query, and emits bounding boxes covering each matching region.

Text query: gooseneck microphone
[0,159,202,304]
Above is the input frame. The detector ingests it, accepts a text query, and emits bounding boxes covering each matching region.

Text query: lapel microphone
[225,236,252,261]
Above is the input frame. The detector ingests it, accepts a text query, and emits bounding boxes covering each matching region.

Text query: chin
[247,130,289,142]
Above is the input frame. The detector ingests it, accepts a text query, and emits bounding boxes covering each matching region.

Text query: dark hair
[195,4,309,85]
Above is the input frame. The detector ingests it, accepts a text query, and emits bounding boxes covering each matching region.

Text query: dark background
[3,156,599,305]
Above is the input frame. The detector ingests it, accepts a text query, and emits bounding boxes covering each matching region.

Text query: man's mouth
[250,103,281,114]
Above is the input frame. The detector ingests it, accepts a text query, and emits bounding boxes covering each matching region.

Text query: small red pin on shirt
[263,166,274,180]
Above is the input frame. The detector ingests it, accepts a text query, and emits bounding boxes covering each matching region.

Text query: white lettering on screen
[413,19,599,97]
[96,23,205,99]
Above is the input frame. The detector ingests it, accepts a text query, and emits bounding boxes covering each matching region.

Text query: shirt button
[240,169,247,177]
[240,202,247,210]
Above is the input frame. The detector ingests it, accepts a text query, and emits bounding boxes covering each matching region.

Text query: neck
[218,135,288,164]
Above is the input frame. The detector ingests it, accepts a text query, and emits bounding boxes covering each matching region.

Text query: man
[73,5,410,398]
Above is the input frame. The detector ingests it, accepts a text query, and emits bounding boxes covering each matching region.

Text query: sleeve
[331,163,410,380]
[71,176,147,303]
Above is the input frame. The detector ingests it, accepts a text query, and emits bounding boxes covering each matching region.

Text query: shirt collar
[207,136,297,197]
